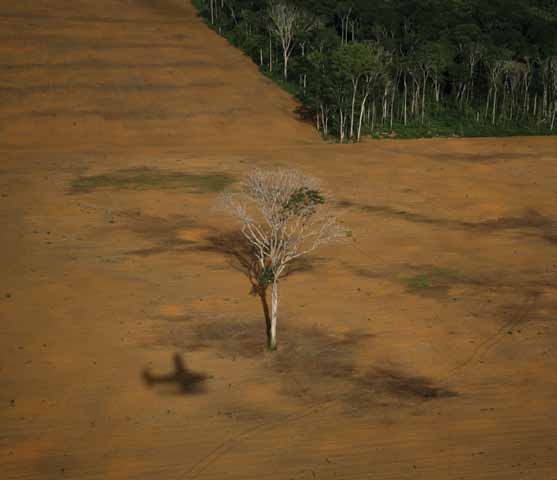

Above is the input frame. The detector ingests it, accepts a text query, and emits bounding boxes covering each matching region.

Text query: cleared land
[1,1,557,479]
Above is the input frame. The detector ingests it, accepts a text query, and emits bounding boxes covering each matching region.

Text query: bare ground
[1,1,557,479]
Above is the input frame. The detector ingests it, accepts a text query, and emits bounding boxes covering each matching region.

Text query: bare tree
[219,169,347,350]
[268,1,316,81]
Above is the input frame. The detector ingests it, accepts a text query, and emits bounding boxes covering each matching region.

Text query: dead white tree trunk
[219,169,348,350]
[268,1,315,81]
[350,77,359,139]
[357,91,370,141]
[270,280,279,349]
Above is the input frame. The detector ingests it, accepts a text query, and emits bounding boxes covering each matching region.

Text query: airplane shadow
[142,353,210,395]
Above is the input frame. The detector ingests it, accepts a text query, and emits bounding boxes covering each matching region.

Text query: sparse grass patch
[405,274,432,291]
[70,167,234,194]
[403,266,473,294]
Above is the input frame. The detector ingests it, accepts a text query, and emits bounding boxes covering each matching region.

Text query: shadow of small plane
[142,353,210,395]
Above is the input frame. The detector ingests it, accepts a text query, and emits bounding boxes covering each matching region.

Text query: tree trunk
[403,74,408,126]
[390,76,397,129]
[269,33,272,72]
[492,88,498,125]
[485,87,492,120]
[269,281,278,350]
[339,109,344,143]
[316,105,321,131]
[357,92,369,141]
[502,85,507,123]
[542,83,548,118]
[383,85,389,124]
[350,79,359,139]
[283,52,288,80]
[421,76,427,125]
[320,105,325,135]
[258,290,271,346]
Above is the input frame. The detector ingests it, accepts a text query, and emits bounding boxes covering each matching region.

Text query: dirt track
[2,1,557,479]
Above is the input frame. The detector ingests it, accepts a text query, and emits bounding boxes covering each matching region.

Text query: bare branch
[217,168,348,350]
[218,169,348,279]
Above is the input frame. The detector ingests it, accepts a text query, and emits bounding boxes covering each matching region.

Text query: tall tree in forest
[268,1,316,80]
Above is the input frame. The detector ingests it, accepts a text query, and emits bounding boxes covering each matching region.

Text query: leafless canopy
[268,1,317,79]
[220,169,347,281]
[218,168,347,350]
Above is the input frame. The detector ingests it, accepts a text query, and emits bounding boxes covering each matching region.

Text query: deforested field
[1,1,556,479]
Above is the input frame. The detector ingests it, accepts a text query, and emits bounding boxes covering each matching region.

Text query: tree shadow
[294,104,316,125]
[124,214,195,257]
[195,230,315,348]
[141,353,209,395]
[198,231,271,341]
[356,367,457,400]
[151,319,458,408]
[424,152,537,164]
[360,204,557,244]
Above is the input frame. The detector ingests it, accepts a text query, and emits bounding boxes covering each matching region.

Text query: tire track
[450,291,541,375]
[182,398,335,480]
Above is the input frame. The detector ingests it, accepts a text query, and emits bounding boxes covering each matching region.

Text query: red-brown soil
[1,1,557,479]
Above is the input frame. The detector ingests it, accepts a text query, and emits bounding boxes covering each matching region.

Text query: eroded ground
[1,1,557,479]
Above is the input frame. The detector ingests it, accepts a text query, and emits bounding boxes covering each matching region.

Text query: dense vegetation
[193,0,557,141]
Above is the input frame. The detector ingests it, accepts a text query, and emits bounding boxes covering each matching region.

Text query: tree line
[194,0,557,141]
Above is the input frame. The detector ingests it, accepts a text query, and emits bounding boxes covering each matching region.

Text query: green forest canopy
[195,0,557,140]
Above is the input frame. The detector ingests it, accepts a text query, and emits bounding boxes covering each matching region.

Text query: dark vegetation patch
[405,274,432,291]
[70,167,233,194]
[345,260,480,297]
[403,266,476,297]
[348,259,556,302]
